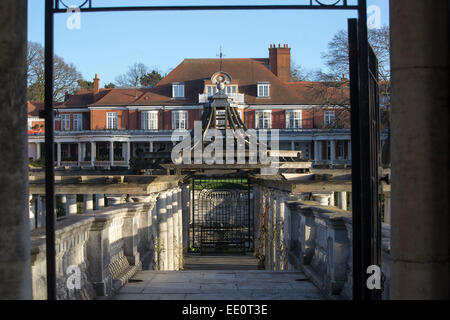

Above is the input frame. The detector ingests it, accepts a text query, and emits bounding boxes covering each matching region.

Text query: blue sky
[28,0,389,86]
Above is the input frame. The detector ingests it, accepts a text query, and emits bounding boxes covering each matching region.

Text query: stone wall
[30,188,184,300]
[252,181,391,299]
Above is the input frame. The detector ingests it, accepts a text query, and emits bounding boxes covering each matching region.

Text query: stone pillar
[35,142,41,160]
[0,1,31,298]
[125,141,130,166]
[172,189,180,269]
[277,193,287,270]
[157,192,168,270]
[338,192,347,211]
[390,0,449,299]
[383,192,391,225]
[291,141,295,151]
[66,195,77,215]
[84,194,93,212]
[149,141,154,153]
[177,188,183,263]
[166,191,174,270]
[268,193,275,270]
[109,140,114,167]
[90,141,96,167]
[57,142,61,167]
[330,140,336,164]
[314,140,320,164]
[78,142,82,166]
[96,194,105,209]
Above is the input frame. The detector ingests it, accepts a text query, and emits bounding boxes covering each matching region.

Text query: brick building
[28,44,353,167]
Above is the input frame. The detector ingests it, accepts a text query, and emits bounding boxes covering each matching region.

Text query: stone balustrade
[252,181,391,299]
[29,187,185,300]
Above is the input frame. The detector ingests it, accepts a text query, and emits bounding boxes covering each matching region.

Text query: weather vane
[216,46,226,72]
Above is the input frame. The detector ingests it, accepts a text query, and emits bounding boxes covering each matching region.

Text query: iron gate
[190,176,252,254]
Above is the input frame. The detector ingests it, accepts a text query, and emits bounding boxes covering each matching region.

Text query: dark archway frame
[43,0,379,300]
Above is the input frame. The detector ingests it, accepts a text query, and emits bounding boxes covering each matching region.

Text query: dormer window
[172,82,185,99]
[257,82,270,97]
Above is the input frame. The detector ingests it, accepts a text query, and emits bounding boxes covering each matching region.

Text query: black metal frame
[190,176,252,255]
[43,0,379,300]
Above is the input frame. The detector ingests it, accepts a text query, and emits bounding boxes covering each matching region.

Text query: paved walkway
[114,256,324,300]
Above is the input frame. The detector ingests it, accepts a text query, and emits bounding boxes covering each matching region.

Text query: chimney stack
[269,44,291,82]
[93,74,100,94]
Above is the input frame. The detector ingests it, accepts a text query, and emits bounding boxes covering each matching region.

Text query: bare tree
[321,25,390,82]
[27,41,82,102]
[115,62,150,88]
[290,61,315,82]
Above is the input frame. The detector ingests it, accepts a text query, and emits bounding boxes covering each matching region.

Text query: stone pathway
[114,270,324,300]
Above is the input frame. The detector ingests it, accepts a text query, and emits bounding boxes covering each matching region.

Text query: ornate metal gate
[190,176,252,254]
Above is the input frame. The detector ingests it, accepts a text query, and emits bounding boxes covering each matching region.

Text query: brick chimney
[93,74,100,94]
[269,44,291,82]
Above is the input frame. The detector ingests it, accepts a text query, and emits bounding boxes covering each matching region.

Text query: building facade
[28,44,353,167]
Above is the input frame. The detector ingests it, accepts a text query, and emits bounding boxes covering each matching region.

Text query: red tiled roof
[27,57,350,115]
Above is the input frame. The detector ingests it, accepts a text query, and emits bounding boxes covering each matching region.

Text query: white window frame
[172,83,185,98]
[107,112,118,129]
[172,110,188,129]
[73,114,83,131]
[141,111,158,130]
[324,110,336,126]
[257,83,270,98]
[256,110,272,129]
[61,114,70,131]
[286,110,302,129]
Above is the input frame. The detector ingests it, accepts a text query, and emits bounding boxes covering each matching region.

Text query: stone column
[35,142,41,160]
[66,195,77,215]
[96,194,105,209]
[291,141,295,151]
[78,142,82,166]
[0,1,31,298]
[172,189,180,269]
[177,188,183,263]
[149,141,154,153]
[109,140,114,167]
[338,192,347,211]
[330,140,336,165]
[90,141,96,167]
[390,0,449,299]
[125,141,130,166]
[383,192,391,225]
[277,193,287,270]
[314,140,320,164]
[166,191,174,270]
[84,194,93,212]
[57,142,61,167]
[157,192,168,270]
